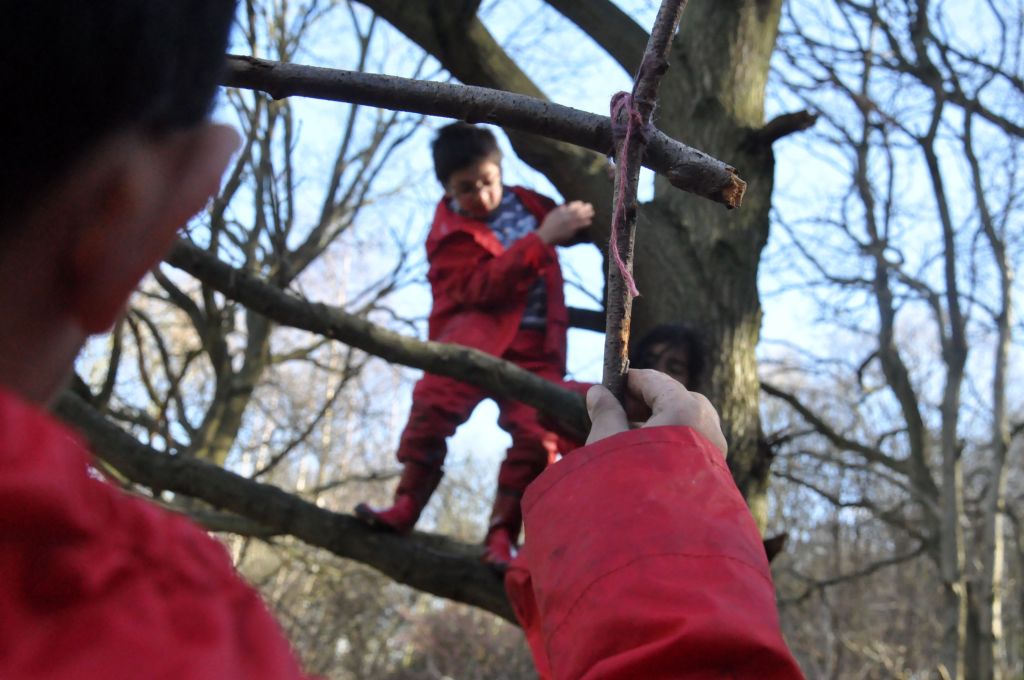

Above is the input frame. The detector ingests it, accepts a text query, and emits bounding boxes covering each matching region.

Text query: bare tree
[762,0,1023,677]
[66,0,792,623]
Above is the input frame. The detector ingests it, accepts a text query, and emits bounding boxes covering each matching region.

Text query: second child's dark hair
[2,1,238,226]
[432,123,503,185]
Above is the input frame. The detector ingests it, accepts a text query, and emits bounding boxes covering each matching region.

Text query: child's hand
[537,201,594,245]
[584,369,728,457]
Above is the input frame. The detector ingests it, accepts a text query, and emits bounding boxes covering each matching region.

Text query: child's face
[648,342,692,389]
[445,159,503,219]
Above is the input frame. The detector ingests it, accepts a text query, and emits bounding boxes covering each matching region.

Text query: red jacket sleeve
[428,230,555,308]
[0,390,313,680]
[505,426,805,680]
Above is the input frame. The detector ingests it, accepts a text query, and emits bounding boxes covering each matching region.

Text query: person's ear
[66,124,240,334]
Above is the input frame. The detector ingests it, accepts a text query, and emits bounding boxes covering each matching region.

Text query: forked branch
[602,0,690,401]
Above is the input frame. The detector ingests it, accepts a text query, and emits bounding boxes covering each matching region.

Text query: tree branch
[179,508,281,538]
[603,0,691,400]
[744,109,818,148]
[761,380,909,477]
[53,392,515,622]
[542,0,649,74]
[165,240,590,441]
[223,56,745,208]
[567,306,606,333]
[780,541,929,605]
[774,470,927,541]
[354,0,615,239]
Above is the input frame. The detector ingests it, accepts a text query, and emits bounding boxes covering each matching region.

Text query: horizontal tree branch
[744,109,818,148]
[353,0,618,243]
[54,392,515,622]
[567,306,606,333]
[223,55,746,208]
[779,541,929,605]
[182,508,280,538]
[761,380,908,477]
[542,0,649,74]
[773,470,928,542]
[165,241,589,441]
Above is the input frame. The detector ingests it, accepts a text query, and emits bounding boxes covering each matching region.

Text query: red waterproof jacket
[0,390,311,680]
[425,186,569,373]
[506,426,805,679]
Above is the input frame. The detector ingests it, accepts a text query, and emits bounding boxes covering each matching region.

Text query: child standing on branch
[355,123,593,568]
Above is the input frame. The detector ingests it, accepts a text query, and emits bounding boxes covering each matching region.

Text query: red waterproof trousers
[506,426,806,679]
[398,329,560,493]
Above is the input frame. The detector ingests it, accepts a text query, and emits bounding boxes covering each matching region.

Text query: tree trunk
[970,112,1015,679]
[190,311,272,465]
[637,0,783,526]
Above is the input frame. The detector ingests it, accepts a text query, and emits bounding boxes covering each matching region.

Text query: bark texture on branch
[223,55,745,208]
[54,392,515,622]
[603,0,689,401]
[165,241,589,441]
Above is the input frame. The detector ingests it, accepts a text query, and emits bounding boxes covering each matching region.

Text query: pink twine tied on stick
[609,91,646,298]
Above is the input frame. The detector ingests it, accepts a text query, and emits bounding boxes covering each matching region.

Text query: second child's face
[446,159,503,219]
[649,342,692,390]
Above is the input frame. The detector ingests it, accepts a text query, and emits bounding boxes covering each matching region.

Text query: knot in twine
[609,91,648,298]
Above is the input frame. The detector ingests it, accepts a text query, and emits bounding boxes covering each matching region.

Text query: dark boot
[354,461,442,534]
[481,489,523,571]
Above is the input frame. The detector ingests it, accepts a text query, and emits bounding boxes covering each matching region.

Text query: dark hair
[631,324,707,390]
[2,2,237,225]
[431,122,503,185]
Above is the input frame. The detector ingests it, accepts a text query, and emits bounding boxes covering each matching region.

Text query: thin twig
[602,0,690,401]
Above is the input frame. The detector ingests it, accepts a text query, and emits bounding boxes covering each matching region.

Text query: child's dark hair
[631,324,707,389]
[431,122,503,185]
[2,1,238,226]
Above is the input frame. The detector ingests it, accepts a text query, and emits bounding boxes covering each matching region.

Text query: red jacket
[506,426,805,679]
[425,186,569,373]
[0,390,311,680]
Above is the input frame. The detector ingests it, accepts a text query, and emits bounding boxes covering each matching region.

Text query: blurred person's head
[0,2,240,403]
[631,324,707,391]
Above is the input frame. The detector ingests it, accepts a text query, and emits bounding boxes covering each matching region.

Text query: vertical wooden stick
[601,129,640,402]
[602,0,689,402]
